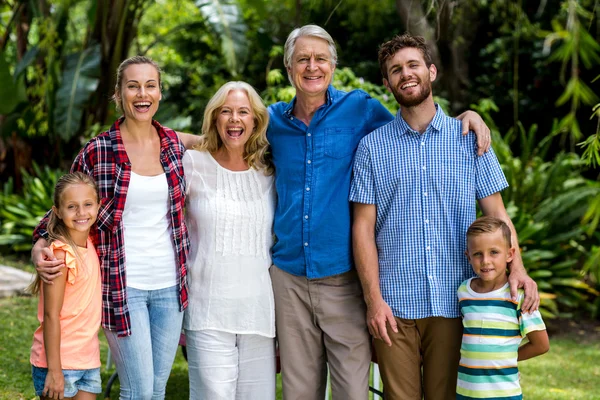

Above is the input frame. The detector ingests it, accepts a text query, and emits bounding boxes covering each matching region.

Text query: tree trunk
[394,0,480,113]
[88,0,148,125]
[394,0,441,67]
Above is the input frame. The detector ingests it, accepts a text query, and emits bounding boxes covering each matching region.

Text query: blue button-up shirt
[349,105,508,319]
[268,86,393,278]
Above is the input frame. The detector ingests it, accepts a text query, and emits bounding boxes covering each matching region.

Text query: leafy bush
[0,163,64,252]
[473,99,600,318]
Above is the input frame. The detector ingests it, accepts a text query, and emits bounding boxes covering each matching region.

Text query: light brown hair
[466,216,512,248]
[28,172,100,294]
[112,56,162,113]
[378,33,433,80]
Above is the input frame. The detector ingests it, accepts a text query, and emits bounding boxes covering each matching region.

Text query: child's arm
[42,248,67,399]
[518,329,549,361]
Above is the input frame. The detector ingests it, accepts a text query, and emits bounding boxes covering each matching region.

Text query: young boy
[457,216,549,400]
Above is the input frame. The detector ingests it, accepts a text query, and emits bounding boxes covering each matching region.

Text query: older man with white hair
[267,25,491,399]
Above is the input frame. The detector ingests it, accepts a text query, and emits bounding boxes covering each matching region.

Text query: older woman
[182,81,276,400]
[32,56,189,399]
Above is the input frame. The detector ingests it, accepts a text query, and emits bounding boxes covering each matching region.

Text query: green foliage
[195,0,249,77]
[472,98,600,317]
[542,0,600,146]
[0,53,27,115]
[53,44,101,139]
[0,163,64,252]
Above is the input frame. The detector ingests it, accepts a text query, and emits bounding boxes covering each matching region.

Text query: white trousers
[185,329,276,400]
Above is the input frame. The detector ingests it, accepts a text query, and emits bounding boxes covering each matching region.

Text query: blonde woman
[182,81,276,400]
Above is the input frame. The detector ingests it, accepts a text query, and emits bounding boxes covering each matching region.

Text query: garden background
[0,0,599,398]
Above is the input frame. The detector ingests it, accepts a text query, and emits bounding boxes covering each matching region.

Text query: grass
[1,256,598,399]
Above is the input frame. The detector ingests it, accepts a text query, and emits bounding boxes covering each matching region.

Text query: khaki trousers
[374,316,463,400]
[270,265,371,400]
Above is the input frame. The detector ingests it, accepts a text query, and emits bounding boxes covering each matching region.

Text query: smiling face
[215,89,255,154]
[116,63,162,122]
[287,36,335,99]
[53,183,100,245]
[383,47,436,108]
[466,229,515,288]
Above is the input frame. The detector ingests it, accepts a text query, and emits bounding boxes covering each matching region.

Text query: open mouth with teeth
[134,101,152,111]
[226,127,244,138]
[401,81,419,90]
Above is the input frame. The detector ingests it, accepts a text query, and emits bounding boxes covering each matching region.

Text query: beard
[390,78,432,108]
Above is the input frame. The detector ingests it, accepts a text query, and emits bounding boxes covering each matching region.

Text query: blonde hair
[28,172,100,294]
[466,216,512,248]
[194,81,272,174]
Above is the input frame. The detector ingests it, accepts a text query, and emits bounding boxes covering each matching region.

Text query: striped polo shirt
[457,278,546,400]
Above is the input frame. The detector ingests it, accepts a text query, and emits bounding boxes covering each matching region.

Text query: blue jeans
[32,366,102,397]
[104,285,183,400]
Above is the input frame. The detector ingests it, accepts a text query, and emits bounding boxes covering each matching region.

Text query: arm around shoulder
[478,192,540,311]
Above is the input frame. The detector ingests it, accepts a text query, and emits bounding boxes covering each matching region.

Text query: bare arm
[456,110,491,156]
[176,131,201,150]
[32,238,64,283]
[42,248,67,399]
[478,192,540,312]
[352,202,397,346]
[518,330,549,361]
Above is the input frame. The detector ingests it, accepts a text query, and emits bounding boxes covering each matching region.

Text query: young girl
[29,172,102,400]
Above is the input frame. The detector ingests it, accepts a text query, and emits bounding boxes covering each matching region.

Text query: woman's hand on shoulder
[32,238,65,284]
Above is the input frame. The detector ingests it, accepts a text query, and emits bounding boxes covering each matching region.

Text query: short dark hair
[466,216,512,248]
[378,33,433,80]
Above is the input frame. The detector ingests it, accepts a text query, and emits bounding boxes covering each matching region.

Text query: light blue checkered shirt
[349,105,508,319]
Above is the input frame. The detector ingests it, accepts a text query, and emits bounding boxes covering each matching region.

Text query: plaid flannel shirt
[33,118,190,337]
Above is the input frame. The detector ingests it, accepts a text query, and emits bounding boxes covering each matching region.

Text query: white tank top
[123,171,177,290]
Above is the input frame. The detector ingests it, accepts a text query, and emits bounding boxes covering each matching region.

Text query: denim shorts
[32,365,102,397]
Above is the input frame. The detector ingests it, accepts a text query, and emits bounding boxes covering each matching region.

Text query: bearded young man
[350,34,539,399]
[267,26,504,400]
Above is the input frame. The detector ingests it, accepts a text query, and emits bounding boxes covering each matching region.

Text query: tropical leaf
[195,0,248,76]
[13,46,40,78]
[0,53,27,115]
[53,44,101,140]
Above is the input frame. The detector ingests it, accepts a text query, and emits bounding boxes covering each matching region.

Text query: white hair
[283,25,338,86]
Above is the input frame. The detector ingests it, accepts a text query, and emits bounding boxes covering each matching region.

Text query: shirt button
[306,187,310,191]
[422,166,426,170]
[426,246,431,250]
[307,133,312,137]
[424,192,428,196]
[307,160,312,164]
[428,275,433,279]
[425,219,429,224]
[304,215,309,219]
[421,142,425,146]
[304,242,308,246]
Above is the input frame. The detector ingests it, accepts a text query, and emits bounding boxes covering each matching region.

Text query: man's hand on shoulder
[508,267,540,313]
[456,110,491,156]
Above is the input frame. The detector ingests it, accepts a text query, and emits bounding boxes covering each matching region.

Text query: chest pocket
[324,128,357,159]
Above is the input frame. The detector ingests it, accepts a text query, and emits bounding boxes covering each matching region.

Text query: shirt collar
[283,85,334,117]
[111,117,168,165]
[394,103,445,136]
